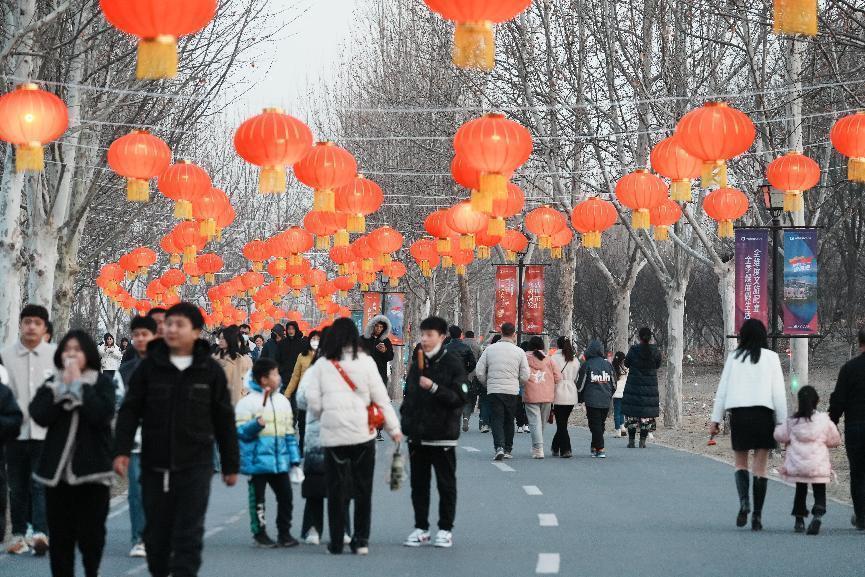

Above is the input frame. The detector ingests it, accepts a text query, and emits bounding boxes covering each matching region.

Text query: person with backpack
[401,316,468,549]
[576,340,615,458]
[550,337,579,458]
[621,327,663,449]
[523,337,561,459]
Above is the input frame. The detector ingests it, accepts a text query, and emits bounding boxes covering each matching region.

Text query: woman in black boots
[709,319,787,531]
[621,328,662,448]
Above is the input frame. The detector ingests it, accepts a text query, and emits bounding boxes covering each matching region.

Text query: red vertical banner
[522,265,545,335]
[362,292,381,332]
[494,266,518,329]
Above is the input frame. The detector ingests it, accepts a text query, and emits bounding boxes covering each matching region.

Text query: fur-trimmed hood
[364,314,392,340]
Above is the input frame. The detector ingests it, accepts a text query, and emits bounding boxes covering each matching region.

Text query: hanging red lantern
[294,142,357,213]
[304,210,340,250]
[447,201,488,250]
[183,260,202,285]
[99,0,217,79]
[549,227,574,259]
[525,206,567,250]
[773,0,817,36]
[368,226,404,265]
[410,238,440,277]
[499,229,529,261]
[107,130,171,202]
[424,210,457,253]
[451,154,510,213]
[830,112,865,182]
[766,151,820,212]
[329,245,355,276]
[650,136,702,202]
[192,187,228,240]
[130,247,157,276]
[171,221,207,263]
[161,268,187,288]
[383,261,407,287]
[158,160,212,220]
[570,197,618,248]
[674,102,756,188]
[160,233,182,265]
[335,174,384,233]
[0,83,68,173]
[615,169,668,230]
[474,228,502,260]
[233,108,314,194]
[703,187,749,238]
[243,240,270,272]
[489,182,525,236]
[454,113,532,202]
[214,199,235,240]
[650,199,683,241]
[333,275,355,297]
[451,249,474,276]
[197,253,223,283]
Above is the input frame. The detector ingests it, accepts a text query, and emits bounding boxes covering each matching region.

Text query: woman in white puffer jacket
[302,318,401,556]
[550,337,579,458]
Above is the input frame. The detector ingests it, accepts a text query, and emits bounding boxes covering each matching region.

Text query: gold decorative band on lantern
[670,180,693,202]
[313,188,335,212]
[137,35,179,80]
[259,166,287,194]
[452,21,495,71]
[480,173,507,201]
[700,161,728,189]
[784,190,804,213]
[632,208,651,230]
[581,231,601,249]
[847,158,865,182]
[15,143,44,173]
[126,178,150,202]
[773,0,817,37]
[654,225,670,241]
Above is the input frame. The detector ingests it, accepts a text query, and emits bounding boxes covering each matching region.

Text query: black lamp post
[760,183,785,350]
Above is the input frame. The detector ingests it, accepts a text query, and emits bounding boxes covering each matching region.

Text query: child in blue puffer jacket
[235,358,302,548]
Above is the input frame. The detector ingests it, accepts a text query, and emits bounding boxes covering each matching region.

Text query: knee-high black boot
[735,470,750,527]
[752,476,768,531]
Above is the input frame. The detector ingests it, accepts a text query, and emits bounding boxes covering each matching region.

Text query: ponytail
[793,385,819,421]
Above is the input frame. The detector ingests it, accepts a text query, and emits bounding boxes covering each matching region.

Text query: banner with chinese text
[362,292,381,334]
[735,229,769,332]
[522,265,545,335]
[783,229,819,335]
[494,266,518,329]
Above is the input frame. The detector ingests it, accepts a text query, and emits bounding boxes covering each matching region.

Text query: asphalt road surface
[1,419,861,577]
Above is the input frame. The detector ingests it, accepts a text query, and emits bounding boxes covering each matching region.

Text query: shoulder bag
[331,360,386,433]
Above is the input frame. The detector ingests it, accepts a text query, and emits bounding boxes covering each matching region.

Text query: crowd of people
[0,304,863,577]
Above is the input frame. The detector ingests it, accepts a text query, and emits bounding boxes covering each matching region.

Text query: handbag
[331,360,386,433]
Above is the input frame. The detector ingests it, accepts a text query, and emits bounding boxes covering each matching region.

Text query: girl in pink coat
[523,336,561,459]
[774,386,842,535]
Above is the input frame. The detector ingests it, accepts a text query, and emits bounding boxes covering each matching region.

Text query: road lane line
[108,504,129,519]
[492,462,515,472]
[204,526,225,538]
[523,485,543,495]
[125,563,148,575]
[462,446,480,452]
[536,553,560,574]
[538,513,558,526]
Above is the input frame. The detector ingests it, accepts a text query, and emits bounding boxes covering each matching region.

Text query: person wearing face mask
[287,331,320,453]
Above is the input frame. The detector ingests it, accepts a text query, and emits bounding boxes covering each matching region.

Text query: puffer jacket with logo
[235,374,301,476]
[576,340,615,409]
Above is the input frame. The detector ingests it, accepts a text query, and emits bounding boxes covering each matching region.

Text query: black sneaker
[376,431,384,441]
[794,517,805,533]
[278,535,300,548]
[806,516,822,535]
[254,532,277,548]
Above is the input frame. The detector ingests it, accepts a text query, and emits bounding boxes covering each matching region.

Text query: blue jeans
[6,440,47,535]
[613,398,624,430]
[479,390,491,426]
[128,453,146,544]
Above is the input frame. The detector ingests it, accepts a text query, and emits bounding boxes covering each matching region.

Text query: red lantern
[570,197,618,248]
[368,226,404,264]
[383,261,407,287]
[158,160,212,220]
[489,182,525,236]
[549,227,574,259]
[333,275,355,297]
[499,229,529,260]
[130,247,157,276]
[650,136,701,202]
[410,239,440,277]
[830,111,865,182]
[447,202,488,250]
[171,221,207,263]
[329,245,356,275]
[99,0,217,79]
[650,199,683,241]
[766,151,820,212]
[0,83,68,173]
[294,142,357,212]
[215,200,236,239]
[335,174,384,233]
[474,228,502,260]
[703,187,749,238]
[280,227,314,263]
[615,169,668,230]
[107,130,171,202]
[160,233,182,265]
[451,154,510,213]
[162,268,186,288]
[181,260,201,285]
[451,249,474,276]
[675,102,756,188]
[234,108,314,194]
[525,206,567,250]
[424,210,457,253]
[454,113,532,202]
[197,253,223,283]
[192,188,228,240]
[243,240,270,272]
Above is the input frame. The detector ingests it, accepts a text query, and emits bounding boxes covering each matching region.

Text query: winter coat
[523,352,561,404]
[0,367,23,443]
[774,411,842,484]
[260,338,280,362]
[465,338,482,380]
[29,370,115,487]
[710,348,788,425]
[613,367,628,399]
[114,339,240,475]
[621,343,663,418]
[303,351,401,448]
[550,351,579,406]
[213,353,252,406]
[401,344,468,443]
[235,375,301,476]
[361,314,394,384]
[444,338,477,376]
[286,351,313,398]
[1,340,56,441]
[830,352,865,424]
[115,356,144,452]
[98,344,123,371]
[576,340,615,409]
[277,333,307,390]
[474,339,530,396]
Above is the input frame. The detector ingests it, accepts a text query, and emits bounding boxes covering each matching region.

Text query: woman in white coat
[550,337,579,458]
[709,319,787,531]
[97,333,122,379]
[303,318,402,556]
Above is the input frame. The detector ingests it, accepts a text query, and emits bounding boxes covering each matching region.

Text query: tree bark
[663,283,687,428]
[558,245,576,338]
[715,259,736,355]
[458,272,472,330]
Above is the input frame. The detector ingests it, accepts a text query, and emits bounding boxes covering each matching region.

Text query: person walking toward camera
[709,319,787,531]
[774,386,841,535]
[97,333,122,380]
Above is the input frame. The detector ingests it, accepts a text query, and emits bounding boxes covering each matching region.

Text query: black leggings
[325,441,375,553]
[792,483,826,517]
[586,407,609,450]
[46,482,110,577]
[551,405,573,454]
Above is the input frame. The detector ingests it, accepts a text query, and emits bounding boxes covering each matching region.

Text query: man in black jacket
[400,316,468,550]
[444,325,477,432]
[829,327,865,530]
[277,321,305,392]
[114,303,239,577]
[0,360,23,546]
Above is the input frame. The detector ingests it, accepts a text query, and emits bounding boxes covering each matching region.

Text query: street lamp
[760,182,785,221]
[759,182,783,349]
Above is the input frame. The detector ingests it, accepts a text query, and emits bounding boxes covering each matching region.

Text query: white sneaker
[305,529,320,546]
[433,530,453,548]
[30,532,49,557]
[493,448,505,461]
[129,542,146,558]
[6,535,30,555]
[403,528,431,547]
[354,546,369,555]
[532,447,544,459]
[343,533,352,545]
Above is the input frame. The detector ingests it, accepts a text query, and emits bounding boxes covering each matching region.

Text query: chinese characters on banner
[522,265,545,335]
[494,266,518,328]
[383,293,405,346]
[783,229,819,334]
[735,229,769,332]
[362,292,381,333]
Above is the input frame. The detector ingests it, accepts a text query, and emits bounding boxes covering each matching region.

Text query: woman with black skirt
[709,319,787,531]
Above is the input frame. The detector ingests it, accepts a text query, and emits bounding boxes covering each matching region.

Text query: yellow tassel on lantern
[347,214,365,233]
[315,235,331,250]
[15,143,44,173]
[632,209,651,230]
[380,254,392,266]
[506,250,516,262]
[538,235,552,250]
[334,229,349,247]
[437,238,451,253]
[456,265,467,276]
[670,180,692,202]
[190,276,200,286]
[289,255,300,266]
[773,0,817,36]
[581,231,601,249]
[487,217,506,237]
[389,277,399,288]
[170,254,181,265]
[293,289,301,297]
[460,235,475,250]
[784,190,804,212]
[361,283,370,291]
[259,166,287,194]
[551,247,562,259]
[471,189,493,213]
[362,258,373,272]
[182,246,196,264]
[251,261,262,272]
[717,220,734,238]
[337,264,345,276]
[313,189,335,212]
[205,273,215,283]
[480,173,508,201]
[654,226,670,241]
[199,219,216,240]
[476,246,491,260]
[848,158,865,182]
[442,256,453,268]
[137,36,179,80]
[453,21,495,71]
[127,178,150,202]
[700,161,728,189]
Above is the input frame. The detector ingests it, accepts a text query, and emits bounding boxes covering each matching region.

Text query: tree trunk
[51,222,84,337]
[715,259,736,355]
[0,150,25,344]
[26,225,60,310]
[612,287,632,354]
[663,283,687,428]
[558,245,576,338]
[458,272,472,330]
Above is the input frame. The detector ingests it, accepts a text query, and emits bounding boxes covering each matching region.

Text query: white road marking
[204,526,225,539]
[538,513,558,527]
[462,446,480,452]
[125,563,148,575]
[523,485,543,495]
[108,504,129,519]
[492,462,515,472]
[536,553,561,574]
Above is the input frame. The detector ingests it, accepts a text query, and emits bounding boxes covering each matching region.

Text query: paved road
[1,420,862,577]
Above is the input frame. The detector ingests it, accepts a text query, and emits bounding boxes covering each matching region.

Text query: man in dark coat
[276,321,305,393]
[361,315,394,385]
[443,326,477,432]
[260,324,284,362]
[0,360,23,545]
[400,316,468,549]
[620,327,662,448]
[576,340,615,457]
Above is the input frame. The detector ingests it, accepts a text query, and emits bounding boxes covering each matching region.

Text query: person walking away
[550,337,579,458]
[401,317,468,548]
[462,330,488,432]
[114,303,239,577]
[443,326,476,432]
[260,324,284,361]
[361,315,395,441]
[235,358,302,548]
[0,360,23,547]
[522,337,560,459]
[576,340,615,458]
[213,325,253,406]
[1,304,55,556]
[829,326,865,531]
[474,323,530,461]
[612,352,628,436]
[709,319,787,531]
[98,333,122,380]
[287,330,320,453]
[303,318,402,555]
[774,386,841,535]
[29,330,115,577]
[621,328,662,448]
